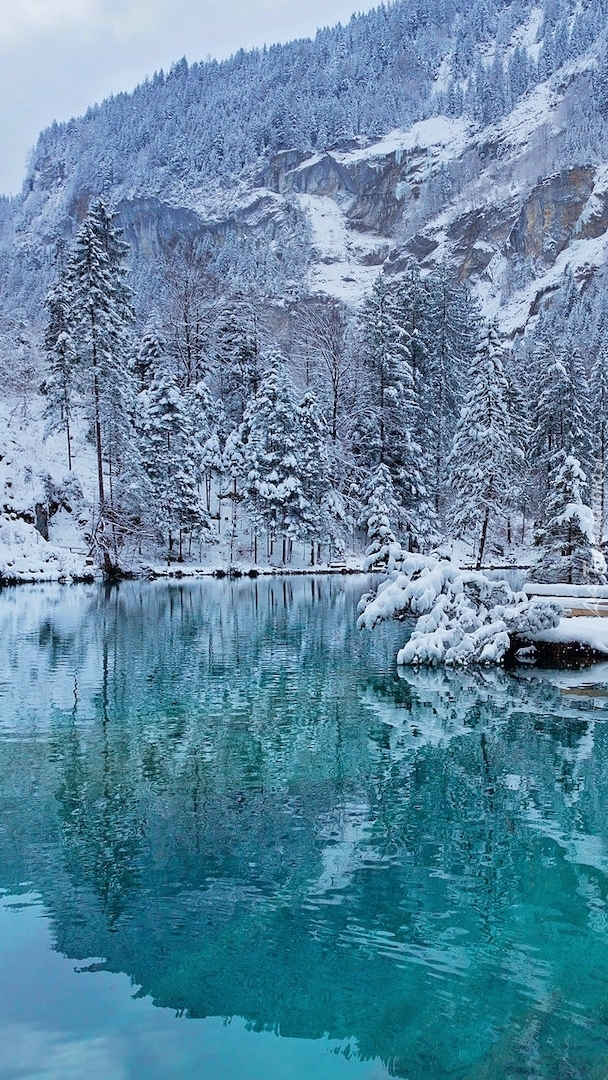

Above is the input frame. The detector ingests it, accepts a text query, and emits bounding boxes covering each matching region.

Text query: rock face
[507,168,596,263]
[116,198,203,257]
[3,51,608,333]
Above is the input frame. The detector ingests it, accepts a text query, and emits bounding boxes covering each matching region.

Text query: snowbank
[529,616,608,657]
[0,517,95,584]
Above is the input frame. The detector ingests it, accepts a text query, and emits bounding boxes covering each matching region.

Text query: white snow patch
[531,617,608,655]
[335,117,470,165]
[296,192,390,304]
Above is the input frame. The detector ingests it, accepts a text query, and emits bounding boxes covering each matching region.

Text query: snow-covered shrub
[358,551,562,666]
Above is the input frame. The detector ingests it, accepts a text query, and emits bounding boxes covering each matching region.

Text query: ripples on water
[1,577,608,1079]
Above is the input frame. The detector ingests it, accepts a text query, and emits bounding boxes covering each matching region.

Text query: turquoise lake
[1,575,608,1079]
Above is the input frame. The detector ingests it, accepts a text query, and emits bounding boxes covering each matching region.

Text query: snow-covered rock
[0,516,95,584]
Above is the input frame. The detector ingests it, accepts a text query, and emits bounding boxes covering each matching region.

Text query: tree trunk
[93,371,105,508]
[66,414,72,472]
[477,508,490,570]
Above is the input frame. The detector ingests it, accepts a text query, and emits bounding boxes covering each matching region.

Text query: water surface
[1,577,608,1079]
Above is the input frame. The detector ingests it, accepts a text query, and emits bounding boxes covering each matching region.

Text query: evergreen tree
[360,462,401,569]
[357,274,433,546]
[447,324,517,568]
[420,269,477,518]
[140,358,209,559]
[530,330,591,502]
[591,345,608,545]
[241,353,303,562]
[214,296,261,427]
[533,453,605,584]
[296,390,339,562]
[43,278,78,471]
[66,200,136,525]
[134,322,165,391]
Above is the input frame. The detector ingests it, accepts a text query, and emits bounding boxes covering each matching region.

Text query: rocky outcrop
[116,197,203,257]
[507,168,596,263]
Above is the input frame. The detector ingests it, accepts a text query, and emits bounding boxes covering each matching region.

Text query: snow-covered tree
[530,332,591,498]
[360,463,402,570]
[214,297,261,428]
[447,324,519,568]
[590,345,608,545]
[533,453,606,584]
[357,274,433,546]
[140,358,209,559]
[134,322,165,391]
[296,390,340,562]
[66,200,136,520]
[241,354,304,562]
[419,269,478,517]
[43,278,78,471]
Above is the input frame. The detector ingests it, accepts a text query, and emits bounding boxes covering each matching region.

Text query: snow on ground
[0,396,98,582]
[530,616,608,655]
[334,118,471,165]
[525,584,608,599]
[485,80,555,153]
[0,517,94,583]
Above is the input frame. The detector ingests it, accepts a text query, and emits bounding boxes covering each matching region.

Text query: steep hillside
[2,0,608,333]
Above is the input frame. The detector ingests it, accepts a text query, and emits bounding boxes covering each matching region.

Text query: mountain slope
[2,0,608,337]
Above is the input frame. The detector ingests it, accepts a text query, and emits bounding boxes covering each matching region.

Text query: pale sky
[0,0,375,196]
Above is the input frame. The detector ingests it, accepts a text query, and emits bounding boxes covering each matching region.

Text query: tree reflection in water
[1,578,608,1078]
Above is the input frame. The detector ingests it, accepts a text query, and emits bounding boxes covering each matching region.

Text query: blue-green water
[1,577,608,1079]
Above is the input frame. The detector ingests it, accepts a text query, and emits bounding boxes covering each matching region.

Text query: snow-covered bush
[358,551,562,666]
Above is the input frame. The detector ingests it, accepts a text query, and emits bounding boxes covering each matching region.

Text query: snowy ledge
[516,616,608,665]
[141,562,366,580]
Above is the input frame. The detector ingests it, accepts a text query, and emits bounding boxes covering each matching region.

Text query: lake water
[1,576,608,1079]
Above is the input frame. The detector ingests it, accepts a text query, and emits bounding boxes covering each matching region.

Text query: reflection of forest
[2,579,608,1077]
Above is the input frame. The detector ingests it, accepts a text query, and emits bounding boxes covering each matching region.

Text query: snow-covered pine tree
[66,200,136,528]
[140,358,209,559]
[447,324,517,568]
[296,390,339,564]
[529,328,590,489]
[590,344,608,545]
[43,278,78,471]
[184,378,220,520]
[503,346,530,544]
[134,321,165,391]
[533,453,606,584]
[419,268,477,518]
[214,297,261,429]
[242,353,303,563]
[360,462,402,570]
[357,274,433,547]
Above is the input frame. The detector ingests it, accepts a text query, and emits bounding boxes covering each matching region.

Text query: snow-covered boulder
[358,552,562,666]
[0,515,95,584]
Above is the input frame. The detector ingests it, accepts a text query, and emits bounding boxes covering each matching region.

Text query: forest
[39,198,608,584]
